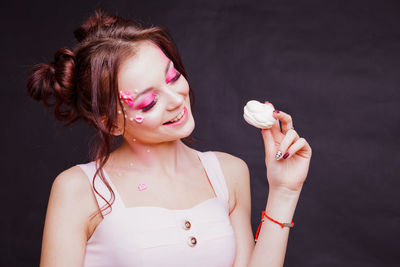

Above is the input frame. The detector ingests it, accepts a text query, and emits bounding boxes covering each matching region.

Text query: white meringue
[243,100,276,129]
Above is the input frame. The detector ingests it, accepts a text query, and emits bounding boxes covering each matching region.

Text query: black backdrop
[2,0,399,266]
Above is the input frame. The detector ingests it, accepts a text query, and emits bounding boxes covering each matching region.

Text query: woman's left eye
[140,71,180,112]
[170,71,181,83]
[141,95,158,112]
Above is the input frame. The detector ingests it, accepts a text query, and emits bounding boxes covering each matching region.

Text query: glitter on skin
[120,90,134,106]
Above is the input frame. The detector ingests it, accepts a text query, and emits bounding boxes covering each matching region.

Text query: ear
[111,127,123,136]
[114,105,126,136]
[101,109,124,137]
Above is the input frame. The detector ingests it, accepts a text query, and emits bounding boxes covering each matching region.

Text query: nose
[164,85,185,111]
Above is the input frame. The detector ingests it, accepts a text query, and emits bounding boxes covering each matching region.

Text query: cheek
[181,78,190,95]
[124,109,164,128]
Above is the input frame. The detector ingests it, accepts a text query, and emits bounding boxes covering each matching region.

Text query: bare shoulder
[212,151,250,182]
[53,165,90,191]
[51,165,95,209]
[50,165,101,229]
[40,165,100,266]
[48,165,99,229]
[212,151,250,211]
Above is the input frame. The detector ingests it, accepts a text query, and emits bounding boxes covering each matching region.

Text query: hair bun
[74,9,127,42]
[27,48,78,122]
[53,48,76,94]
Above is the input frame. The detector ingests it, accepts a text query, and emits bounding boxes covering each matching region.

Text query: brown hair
[27,9,194,219]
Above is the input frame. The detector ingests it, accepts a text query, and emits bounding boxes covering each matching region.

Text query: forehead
[118,41,170,90]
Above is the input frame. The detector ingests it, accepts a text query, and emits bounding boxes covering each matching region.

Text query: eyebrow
[132,60,172,102]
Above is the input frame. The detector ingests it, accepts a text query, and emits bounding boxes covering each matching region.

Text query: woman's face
[116,41,195,144]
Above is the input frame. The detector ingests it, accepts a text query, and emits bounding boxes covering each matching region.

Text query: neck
[108,137,195,177]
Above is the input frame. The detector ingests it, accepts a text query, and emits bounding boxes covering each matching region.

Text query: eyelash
[141,71,181,112]
[170,71,181,83]
[141,95,158,112]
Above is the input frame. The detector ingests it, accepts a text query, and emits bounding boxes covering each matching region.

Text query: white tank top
[78,150,236,267]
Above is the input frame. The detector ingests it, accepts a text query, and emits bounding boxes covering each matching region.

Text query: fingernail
[264,101,269,104]
[275,151,283,160]
[283,152,290,159]
[273,110,280,114]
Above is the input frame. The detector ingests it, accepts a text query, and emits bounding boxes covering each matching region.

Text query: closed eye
[170,71,181,83]
[141,94,158,112]
[141,68,180,112]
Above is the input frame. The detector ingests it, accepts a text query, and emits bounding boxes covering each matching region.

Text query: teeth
[169,109,185,123]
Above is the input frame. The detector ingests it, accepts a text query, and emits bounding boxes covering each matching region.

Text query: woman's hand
[261,103,312,194]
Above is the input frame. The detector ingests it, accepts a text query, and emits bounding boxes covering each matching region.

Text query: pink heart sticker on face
[135,115,144,123]
[120,90,134,107]
[137,183,147,191]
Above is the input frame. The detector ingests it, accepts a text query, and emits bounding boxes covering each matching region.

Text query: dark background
[2,0,399,266]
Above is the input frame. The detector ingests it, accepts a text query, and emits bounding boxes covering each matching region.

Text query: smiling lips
[163,107,187,125]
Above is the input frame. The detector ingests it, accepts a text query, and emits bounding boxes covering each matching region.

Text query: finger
[272,109,294,134]
[268,117,284,144]
[275,129,300,160]
[282,137,312,160]
[261,128,276,160]
[264,102,284,144]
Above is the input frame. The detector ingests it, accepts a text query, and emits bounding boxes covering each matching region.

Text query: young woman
[28,9,312,267]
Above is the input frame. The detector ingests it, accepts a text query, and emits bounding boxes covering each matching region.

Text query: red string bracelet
[255,211,295,241]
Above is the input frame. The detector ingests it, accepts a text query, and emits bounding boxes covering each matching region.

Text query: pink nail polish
[264,101,269,104]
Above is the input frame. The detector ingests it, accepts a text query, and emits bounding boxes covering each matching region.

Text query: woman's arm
[220,105,312,267]
[248,188,300,266]
[217,153,302,267]
[248,108,312,267]
[40,167,97,267]
[215,152,255,266]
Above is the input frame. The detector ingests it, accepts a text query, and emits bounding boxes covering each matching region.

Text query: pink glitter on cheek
[119,90,134,106]
[165,67,177,84]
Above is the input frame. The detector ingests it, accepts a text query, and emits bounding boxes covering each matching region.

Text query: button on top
[187,236,197,247]
[183,220,191,230]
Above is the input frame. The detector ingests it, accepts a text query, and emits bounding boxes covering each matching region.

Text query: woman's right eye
[141,94,158,112]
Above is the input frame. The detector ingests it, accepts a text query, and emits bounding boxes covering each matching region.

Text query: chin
[182,117,195,138]
[168,115,195,142]
[178,115,195,139]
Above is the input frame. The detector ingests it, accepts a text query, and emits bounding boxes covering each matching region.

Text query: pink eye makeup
[165,66,181,84]
[120,62,181,113]
[135,93,158,112]
[165,67,176,83]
